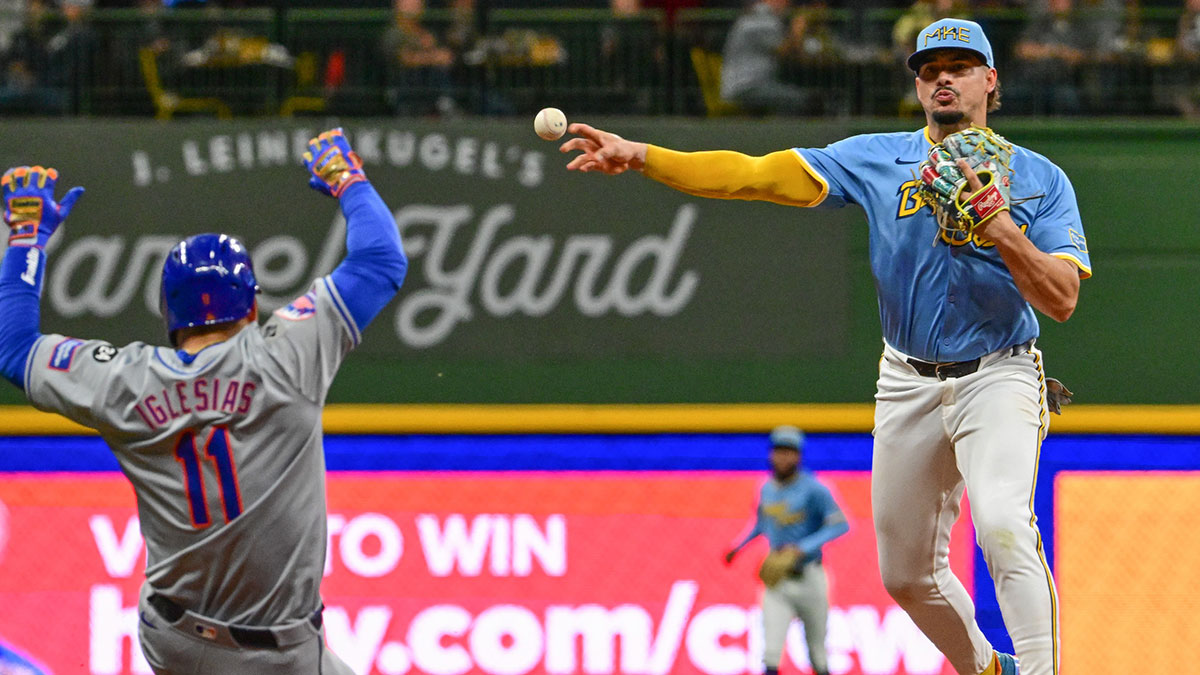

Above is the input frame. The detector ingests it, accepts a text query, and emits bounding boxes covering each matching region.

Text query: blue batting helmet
[161,233,259,345]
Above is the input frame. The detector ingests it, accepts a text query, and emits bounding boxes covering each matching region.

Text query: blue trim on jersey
[322,277,360,346]
[0,247,46,390]
[153,348,221,376]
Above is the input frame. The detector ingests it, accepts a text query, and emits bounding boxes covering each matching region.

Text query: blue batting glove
[302,128,367,199]
[2,165,84,248]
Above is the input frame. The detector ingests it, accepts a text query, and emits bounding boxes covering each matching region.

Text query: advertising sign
[0,472,969,675]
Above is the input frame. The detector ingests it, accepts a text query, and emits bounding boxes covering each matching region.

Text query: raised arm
[724,501,765,564]
[303,129,408,331]
[560,123,826,207]
[0,166,83,390]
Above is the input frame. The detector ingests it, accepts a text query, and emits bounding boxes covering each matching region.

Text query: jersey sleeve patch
[1068,227,1088,253]
[47,338,84,371]
[275,292,318,321]
[93,343,119,362]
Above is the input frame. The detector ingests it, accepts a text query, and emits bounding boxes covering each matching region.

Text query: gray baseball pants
[762,560,830,674]
[137,587,356,675]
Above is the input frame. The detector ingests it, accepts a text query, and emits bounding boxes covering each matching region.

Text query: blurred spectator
[788,4,840,61]
[51,0,98,107]
[138,0,168,50]
[892,0,969,61]
[720,0,824,114]
[1182,0,1200,52]
[1006,0,1087,114]
[0,0,24,54]
[380,0,458,115]
[892,0,970,114]
[640,0,702,26]
[1176,0,1200,115]
[0,0,67,113]
[1007,0,1129,115]
[444,0,478,56]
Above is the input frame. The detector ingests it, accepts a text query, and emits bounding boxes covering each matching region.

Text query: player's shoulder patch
[1069,228,1088,253]
[92,343,119,363]
[275,291,318,321]
[47,337,85,371]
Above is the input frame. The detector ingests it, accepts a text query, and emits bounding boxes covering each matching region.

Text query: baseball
[534,107,567,141]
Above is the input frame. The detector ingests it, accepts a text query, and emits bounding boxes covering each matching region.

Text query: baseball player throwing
[561,18,1089,675]
[724,426,848,675]
[0,128,406,673]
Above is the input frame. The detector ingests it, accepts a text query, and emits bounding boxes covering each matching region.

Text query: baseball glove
[917,126,1015,236]
[758,549,802,588]
[1045,377,1074,415]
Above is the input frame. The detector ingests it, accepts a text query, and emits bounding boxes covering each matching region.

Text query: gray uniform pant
[761,560,829,674]
[137,588,355,675]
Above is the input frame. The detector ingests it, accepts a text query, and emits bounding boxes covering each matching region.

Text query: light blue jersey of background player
[729,426,849,562]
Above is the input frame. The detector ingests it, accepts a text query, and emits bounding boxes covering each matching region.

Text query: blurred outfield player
[724,426,848,675]
[561,18,1090,675]
[0,128,406,673]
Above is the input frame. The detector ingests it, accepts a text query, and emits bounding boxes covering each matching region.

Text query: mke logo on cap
[923,25,972,46]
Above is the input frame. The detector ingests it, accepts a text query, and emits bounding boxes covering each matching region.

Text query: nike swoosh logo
[140,611,158,629]
[894,157,921,164]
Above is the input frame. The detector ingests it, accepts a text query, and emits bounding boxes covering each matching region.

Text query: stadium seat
[138,48,233,121]
[689,47,741,118]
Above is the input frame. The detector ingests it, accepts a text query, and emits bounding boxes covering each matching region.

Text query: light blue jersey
[795,127,1092,362]
[735,471,848,563]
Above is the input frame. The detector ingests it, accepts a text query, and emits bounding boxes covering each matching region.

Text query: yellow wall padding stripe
[0,404,1197,436]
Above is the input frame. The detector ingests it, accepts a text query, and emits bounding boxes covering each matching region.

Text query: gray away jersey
[24,276,361,626]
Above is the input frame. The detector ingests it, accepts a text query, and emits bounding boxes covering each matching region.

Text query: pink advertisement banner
[0,472,971,675]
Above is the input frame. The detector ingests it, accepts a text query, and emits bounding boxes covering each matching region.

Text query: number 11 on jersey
[174,426,243,528]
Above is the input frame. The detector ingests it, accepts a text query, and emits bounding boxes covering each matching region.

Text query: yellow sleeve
[642,145,828,207]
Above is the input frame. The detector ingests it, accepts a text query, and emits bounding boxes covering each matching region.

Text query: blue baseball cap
[907,18,994,72]
[769,425,804,451]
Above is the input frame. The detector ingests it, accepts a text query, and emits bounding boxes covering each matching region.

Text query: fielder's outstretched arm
[726,503,765,561]
[304,129,408,331]
[560,123,826,207]
[0,166,84,390]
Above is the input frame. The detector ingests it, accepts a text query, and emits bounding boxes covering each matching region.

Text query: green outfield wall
[0,118,1193,405]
